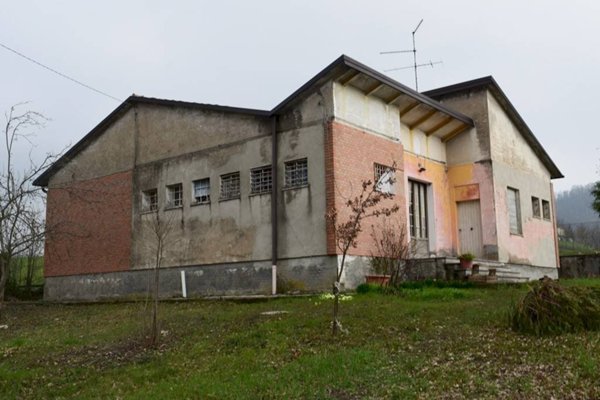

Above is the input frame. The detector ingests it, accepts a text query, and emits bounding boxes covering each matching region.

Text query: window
[166,183,183,208]
[220,172,240,200]
[142,189,158,212]
[542,199,551,220]
[409,180,428,239]
[250,165,272,194]
[532,196,541,218]
[507,187,522,235]
[284,158,308,188]
[192,178,210,204]
[374,163,395,194]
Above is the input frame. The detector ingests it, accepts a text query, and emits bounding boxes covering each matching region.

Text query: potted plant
[458,253,475,269]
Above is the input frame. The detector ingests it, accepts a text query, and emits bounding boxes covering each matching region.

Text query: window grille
[166,183,183,208]
[374,163,394,194]
[250,166,272,194]
[220,172,240,200]
[193,178,210,204]
[284,158,308,188]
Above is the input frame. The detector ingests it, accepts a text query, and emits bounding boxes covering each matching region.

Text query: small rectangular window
[142,189,158,212]
[284,158,308,188]
[250,166,272,194]
[507,187,522,235]
[220,172,240,200]
[532,196,540,218]
[166,183,183,208]
[193,178,210,204]
[374,163,395,194]
[542,199,551,220]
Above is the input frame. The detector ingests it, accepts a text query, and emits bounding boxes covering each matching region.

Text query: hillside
[556,183,600,225]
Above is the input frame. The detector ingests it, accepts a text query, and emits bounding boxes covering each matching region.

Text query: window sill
[219,196,241,202]
[140,209,158,215]
[164,205,183,211]
[191,201,210,207]
[282,184,309,191]
[249,191,271,197]
[509,232,523,237]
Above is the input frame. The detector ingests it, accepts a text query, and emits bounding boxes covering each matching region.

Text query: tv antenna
[380,19,441,91]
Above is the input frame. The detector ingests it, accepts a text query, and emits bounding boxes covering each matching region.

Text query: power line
[0,42,122,102]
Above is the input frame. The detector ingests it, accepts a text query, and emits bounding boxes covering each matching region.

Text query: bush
[510,279,600,336]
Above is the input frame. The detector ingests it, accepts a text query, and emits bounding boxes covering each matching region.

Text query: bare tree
[143,210,177,347]
[0,104,57,313]
[370,220,417,285]
[326,168,399,335]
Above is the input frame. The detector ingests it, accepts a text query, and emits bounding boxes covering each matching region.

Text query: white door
[457,200,483,258]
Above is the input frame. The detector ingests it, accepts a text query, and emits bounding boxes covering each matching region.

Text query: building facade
[34,56,562,301]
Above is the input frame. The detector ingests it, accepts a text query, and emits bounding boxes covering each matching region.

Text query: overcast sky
[1,0,599,192]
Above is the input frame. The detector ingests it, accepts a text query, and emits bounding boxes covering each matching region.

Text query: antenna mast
[380,19,440,91]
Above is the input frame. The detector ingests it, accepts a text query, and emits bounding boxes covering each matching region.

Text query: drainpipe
[271,116,278,295]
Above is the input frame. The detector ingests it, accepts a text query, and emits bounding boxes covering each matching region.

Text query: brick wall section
[325,120,406,257]
[44,171,133,276]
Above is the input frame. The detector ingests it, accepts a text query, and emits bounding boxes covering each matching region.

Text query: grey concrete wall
[135,104,271,165]
[559,255,600,278]
[132,84,334,270]
[50,109,136,187]
[44,256,338,301]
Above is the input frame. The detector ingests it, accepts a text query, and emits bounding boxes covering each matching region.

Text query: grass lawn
[1,280,599,399]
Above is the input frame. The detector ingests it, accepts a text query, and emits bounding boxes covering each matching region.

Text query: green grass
[559,240,599,256]
[1,280,599,399]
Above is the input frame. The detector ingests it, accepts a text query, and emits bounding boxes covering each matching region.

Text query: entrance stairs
[444,258,529,283]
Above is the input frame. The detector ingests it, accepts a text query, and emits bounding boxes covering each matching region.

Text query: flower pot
[459,259,473,270]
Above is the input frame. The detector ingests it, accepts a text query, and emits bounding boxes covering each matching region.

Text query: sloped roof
[423,76,562,179]
[33,55,476,186]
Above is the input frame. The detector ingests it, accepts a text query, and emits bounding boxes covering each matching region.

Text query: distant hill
[556,183,600,225]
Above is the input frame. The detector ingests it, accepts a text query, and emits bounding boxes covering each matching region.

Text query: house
[34,55,562,301]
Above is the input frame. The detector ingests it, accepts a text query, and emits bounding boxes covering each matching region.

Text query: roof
[423,76,563,179]
[33,55,476,186]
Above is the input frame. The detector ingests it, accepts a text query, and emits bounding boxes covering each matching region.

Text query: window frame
[374,163,395,194]
[531,196,541,219]
[284,158,308,189]
[250,165,272,195]
[192,178,211,205]
[409,180,428,239]
[166,183,183,209]
[507,187,522,235]
[141,188,158,212]
[220,172,241,201]
[542,199,551,221]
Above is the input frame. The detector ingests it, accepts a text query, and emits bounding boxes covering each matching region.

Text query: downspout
[271,115,278,295]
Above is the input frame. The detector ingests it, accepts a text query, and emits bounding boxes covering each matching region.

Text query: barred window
[284,158,308,188]
[142,189,158,212]
[166,183,183,208]
[374,163,395,194]
[220,172,240,200]
[531,196,540,218]
[542,199,551,220]
[193,178,210,204]
[250,166,272,194]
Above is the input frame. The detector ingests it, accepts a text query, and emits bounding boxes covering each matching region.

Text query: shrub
[510,279,600,336]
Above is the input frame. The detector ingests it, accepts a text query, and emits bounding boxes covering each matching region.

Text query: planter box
[365,275,390,286]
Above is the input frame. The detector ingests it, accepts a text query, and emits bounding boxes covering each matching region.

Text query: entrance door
[457,200,483,258]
